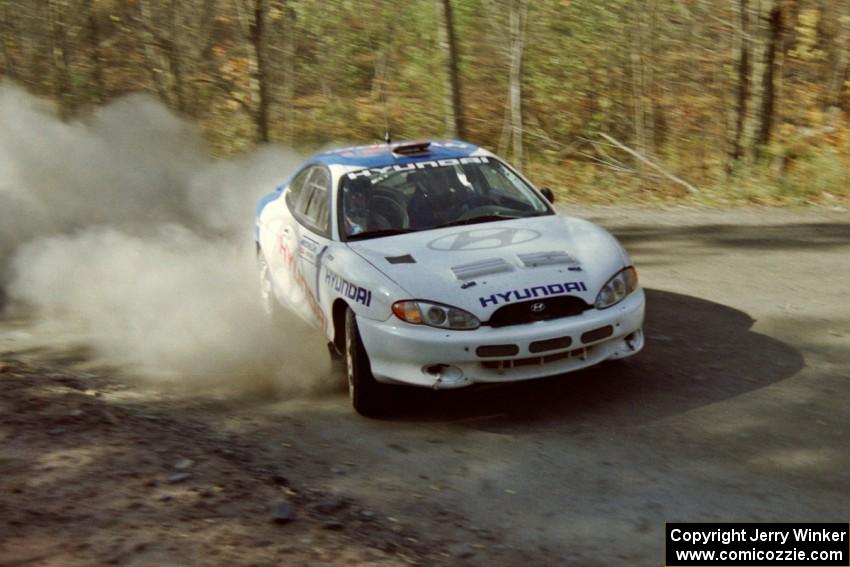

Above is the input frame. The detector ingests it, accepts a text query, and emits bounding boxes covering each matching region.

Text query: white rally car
[255,140,645,415]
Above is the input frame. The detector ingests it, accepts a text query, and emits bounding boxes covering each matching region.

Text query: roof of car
[311,140,482,168]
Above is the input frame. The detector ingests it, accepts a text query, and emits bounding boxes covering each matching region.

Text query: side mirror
[540,187,555,203]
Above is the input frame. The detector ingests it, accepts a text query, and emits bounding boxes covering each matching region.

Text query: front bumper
[357,289,645,389]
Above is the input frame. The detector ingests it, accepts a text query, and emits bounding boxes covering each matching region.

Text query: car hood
[346,214,630,318]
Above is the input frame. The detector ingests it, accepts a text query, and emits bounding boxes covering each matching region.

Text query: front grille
[529,335,572,353]
[486,296,590,328]
[480,346,589,370]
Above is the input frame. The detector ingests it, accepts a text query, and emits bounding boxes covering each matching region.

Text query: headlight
[392,300,480,330]
[594,267,638,309]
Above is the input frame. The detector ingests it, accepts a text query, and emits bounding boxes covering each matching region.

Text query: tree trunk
[48,0,75,119]
[137,0,178,107]
[727,0,750,171]
[756,4,781,151]
[740,0,779,163]
[282,3,296,145]
[827,0,850,107]
[88,4,105,105]
[250,0,270,142]
[629,0,646,157]
[508,0,528,170]
[1,1,19,81]
[435,0,464,139]
[629,0,657,158]
[645,0,658,153]
[165,0,187,114]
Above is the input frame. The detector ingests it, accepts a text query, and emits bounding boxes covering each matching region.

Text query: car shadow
[612,222,850,252]
[378,288,804,431]
[606,222,850,269]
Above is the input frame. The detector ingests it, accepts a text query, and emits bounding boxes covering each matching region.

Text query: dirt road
[2,206,849,566]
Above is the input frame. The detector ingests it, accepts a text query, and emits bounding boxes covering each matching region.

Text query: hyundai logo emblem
[530,302,546,312]
[428,227,541,251]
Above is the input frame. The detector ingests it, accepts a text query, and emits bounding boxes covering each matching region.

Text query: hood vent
[386,254,416,264]
[451,258,513,280]
[518,251,580,268]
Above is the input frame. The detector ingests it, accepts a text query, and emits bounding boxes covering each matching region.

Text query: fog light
[425,364,446,375]
[423,364,464,387]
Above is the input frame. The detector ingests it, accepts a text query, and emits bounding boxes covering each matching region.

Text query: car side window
[285,167,313,212]
[288,165,330,236]
[303,167,331,231]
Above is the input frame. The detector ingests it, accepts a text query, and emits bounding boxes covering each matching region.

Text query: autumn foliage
[1,0,847,204]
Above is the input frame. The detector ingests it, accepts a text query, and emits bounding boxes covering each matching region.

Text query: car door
[290,165,333,333]
[260,165,315,325]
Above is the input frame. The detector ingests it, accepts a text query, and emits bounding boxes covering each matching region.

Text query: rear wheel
[344,308,387,416]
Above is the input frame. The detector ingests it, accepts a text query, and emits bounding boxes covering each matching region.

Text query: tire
[344,308,387,416]
[327,341,345,376]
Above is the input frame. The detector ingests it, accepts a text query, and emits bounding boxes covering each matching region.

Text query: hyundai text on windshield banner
[665,523,849,566]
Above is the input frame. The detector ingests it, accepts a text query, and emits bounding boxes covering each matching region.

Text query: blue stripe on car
[311,140,479,168]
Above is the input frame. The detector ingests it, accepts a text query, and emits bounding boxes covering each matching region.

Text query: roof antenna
[380,74,391,144]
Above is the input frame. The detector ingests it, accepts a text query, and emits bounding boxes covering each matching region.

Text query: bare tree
[629,0,658,159]
[727,0,750,170]
[281,3,295,145]
[86,1,105,104]
[1,1,20,81]
[740,0,780,163]
[136,0,179,108]
[827,0,850,106]
[249,0,270,142]
[755,3,781,153]
[435,0,464,139]
[47,0,76,118]
[135,0,219,115]
[726,0,782,169]
[507,0,528,169]
[629,0,646,156]
[164,0,187,113]
[236,0,287,143]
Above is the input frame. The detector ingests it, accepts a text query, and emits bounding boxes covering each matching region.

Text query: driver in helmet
[342,176,391,237]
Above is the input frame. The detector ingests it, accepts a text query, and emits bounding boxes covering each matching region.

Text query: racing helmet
[344,176,372,209]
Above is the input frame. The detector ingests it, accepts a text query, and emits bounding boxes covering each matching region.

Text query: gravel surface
[2,205,849,566]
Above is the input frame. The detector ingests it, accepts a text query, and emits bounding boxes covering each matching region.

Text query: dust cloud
[0,82,333,396]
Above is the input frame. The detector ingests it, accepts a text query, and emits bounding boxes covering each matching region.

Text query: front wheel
[344,308,387,416]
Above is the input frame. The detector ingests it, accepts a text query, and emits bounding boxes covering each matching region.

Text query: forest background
[1,0,848,204]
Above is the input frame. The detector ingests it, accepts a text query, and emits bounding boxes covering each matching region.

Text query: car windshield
[339,156,552,239]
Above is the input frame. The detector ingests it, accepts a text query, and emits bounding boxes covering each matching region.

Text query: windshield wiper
[433,214,521,229]
[347,228,416,241]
